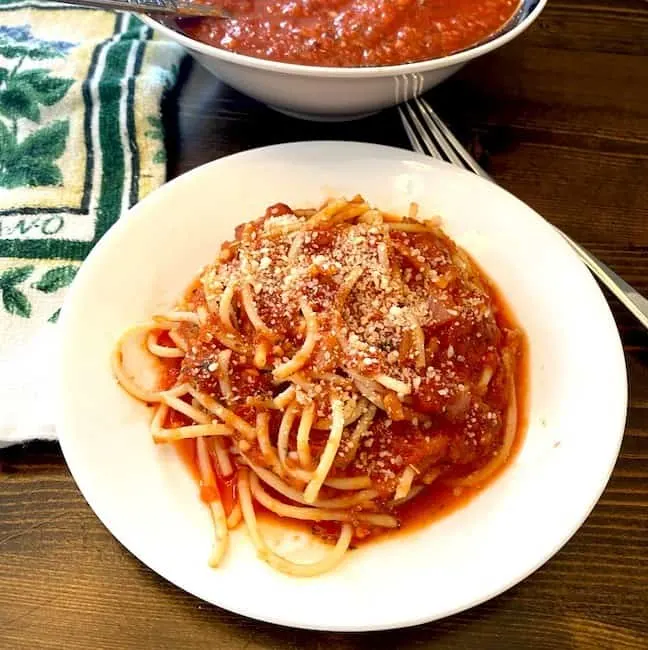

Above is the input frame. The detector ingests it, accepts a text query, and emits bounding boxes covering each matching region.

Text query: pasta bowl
[57,141,626,631]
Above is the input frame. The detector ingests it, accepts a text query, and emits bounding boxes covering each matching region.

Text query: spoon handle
[49,0,231,18]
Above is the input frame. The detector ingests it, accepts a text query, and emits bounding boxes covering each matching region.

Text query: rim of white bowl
[140,0,547,79]
[57,141,627,631]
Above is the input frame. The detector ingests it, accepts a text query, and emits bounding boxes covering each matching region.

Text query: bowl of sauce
[143,0,546,120]
[180,0,525,67]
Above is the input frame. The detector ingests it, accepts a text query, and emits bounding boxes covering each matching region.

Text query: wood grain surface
[1,0,647,647]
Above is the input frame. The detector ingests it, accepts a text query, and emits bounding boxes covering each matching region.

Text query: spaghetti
[113,196,525,577]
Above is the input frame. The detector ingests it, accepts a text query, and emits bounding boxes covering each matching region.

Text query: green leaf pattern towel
[0,2,184,445]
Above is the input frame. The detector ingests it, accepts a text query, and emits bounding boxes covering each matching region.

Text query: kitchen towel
[0,2,183,447]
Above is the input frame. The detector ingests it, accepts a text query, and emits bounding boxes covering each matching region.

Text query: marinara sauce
[180,0,519,67]
[156,200,528,547]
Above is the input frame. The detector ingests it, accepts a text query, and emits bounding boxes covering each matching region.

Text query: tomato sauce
[179,0,519,67]
[266,284,527,546]
[152,201,529,551]
[173,438,238,515]
[164,274,528,547]
[395,317,528,539]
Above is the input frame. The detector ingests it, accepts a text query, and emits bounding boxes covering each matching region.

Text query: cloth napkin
[0,1,184,447]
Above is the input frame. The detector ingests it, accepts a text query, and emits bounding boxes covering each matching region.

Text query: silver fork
[399,96,648,331]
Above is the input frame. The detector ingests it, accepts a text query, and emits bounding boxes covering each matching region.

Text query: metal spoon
[51,0,231,19]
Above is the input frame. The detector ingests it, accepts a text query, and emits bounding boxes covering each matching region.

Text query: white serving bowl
[57,141,626,631]
[141,0,547,121]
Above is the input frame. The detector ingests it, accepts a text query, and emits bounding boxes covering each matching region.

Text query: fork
[398,97,648,331]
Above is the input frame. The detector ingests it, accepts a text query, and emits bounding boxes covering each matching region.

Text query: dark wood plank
[2,0,648,647]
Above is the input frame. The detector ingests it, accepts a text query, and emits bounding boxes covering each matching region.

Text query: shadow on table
[162,61,406,178]
[162,59,508,182]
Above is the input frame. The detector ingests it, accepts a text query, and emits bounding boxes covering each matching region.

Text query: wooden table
[2,1,647,647]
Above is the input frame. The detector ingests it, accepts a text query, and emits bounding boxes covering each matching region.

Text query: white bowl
[142,1,547,121]
[57,141,626,631]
